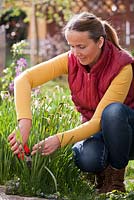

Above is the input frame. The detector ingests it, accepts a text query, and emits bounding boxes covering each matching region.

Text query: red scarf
[68,40,134,122]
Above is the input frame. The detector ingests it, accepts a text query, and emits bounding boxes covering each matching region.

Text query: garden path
[0,186,48,200]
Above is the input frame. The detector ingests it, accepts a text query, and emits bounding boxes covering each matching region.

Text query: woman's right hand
[8,118,32,155]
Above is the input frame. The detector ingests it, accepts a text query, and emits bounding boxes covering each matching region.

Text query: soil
[0,186,47,200]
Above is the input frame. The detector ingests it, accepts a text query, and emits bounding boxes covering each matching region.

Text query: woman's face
[65,30,103,66]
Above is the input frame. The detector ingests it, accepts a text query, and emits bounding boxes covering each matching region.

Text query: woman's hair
[64,12,121,50]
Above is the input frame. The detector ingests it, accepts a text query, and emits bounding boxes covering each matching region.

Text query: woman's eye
[69,45,85,50]
[79,46,85,49]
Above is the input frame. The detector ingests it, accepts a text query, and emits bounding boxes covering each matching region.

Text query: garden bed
[1,82,134,200]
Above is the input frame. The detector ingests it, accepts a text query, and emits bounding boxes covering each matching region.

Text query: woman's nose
[72,48,80,57]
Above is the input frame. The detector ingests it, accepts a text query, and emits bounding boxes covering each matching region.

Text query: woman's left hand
[31,135,60,156]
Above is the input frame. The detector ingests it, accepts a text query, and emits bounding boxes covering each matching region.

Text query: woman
[8,12,134,193]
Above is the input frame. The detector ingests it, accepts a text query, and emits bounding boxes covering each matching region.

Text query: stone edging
[0,186,47,200]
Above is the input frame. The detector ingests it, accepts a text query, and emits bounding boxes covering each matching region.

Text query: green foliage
[0,84,85,198]
[0,94,16,184]
[0,65,14,92]
[2,0,72,27]
[0,40,28,92]
[38,0,72,26]
[0,7,23,19]
[1,83,134,199]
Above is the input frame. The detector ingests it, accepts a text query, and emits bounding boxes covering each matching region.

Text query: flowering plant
[9,57,28,93]
[0,40,28,94]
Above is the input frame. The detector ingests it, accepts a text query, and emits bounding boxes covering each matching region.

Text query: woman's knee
[72,137,108,172]
[102,102,126,124]
[72,146,98,172]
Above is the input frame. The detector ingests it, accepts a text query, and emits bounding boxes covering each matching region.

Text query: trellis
[72,0,134,50]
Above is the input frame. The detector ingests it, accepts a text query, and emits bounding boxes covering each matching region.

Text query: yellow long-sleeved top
[14,52,133,147]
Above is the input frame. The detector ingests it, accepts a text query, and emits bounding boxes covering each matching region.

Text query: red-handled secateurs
[17,144,32,169]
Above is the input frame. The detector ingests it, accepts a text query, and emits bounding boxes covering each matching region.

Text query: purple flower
[15,66,21,76]
[17,58,27,68]
[15,58,28,77]
[9,81,14,92]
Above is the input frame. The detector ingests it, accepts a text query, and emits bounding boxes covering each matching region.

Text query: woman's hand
[8,119,32,155]
[31,135,61,156]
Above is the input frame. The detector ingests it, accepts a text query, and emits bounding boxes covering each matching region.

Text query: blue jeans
[72,103,134,172]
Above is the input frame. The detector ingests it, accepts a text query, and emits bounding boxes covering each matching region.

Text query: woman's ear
[97,36,104,49]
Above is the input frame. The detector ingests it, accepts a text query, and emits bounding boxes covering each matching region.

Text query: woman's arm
[15,52,68,120]
[8,52,68,154]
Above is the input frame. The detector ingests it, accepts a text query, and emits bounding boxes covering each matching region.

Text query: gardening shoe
[97,166,111,193]
[106,166,126,193]
[99,165,126,193]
